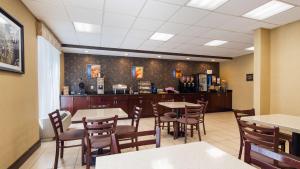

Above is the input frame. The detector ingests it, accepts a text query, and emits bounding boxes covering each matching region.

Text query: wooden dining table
[241,114,300,157]
[95,142,255,169]
[71,108,128,123]
[158,101,200,117]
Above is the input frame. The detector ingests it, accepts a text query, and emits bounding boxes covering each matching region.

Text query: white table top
[95,142,254,169]
[158,102,200,109]
[241,114,300,134]
[71,108,128,122]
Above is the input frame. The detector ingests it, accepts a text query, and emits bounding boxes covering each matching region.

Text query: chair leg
[191,125,194,138]
[173,122,177,139]
[81,139,85,166]
[238,138,243,159]
[202,122,206,135]
[60,141,64,158]
[197,124,201,141]
[54,140,59,169]
[167,122,170,134]
[135,137,139,151]
[184,124,187,144]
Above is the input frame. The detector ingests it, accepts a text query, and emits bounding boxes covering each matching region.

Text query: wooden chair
[111,127,161,154]
[239,120,292,168]
[177,105,204,143]
[82,115,118,169]
[48,110,85,169]
[162,99,177,118]
[233,109,255,159]
[115,106,142,150]
[196,100,208,135]
[245,141,300,169]
[152,103,176,138]
[234,109,291,159]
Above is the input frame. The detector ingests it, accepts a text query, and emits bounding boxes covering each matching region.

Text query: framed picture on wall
[0,8,24,74]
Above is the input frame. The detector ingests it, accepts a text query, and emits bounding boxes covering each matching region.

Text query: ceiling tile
[202,29,253,43]
[196,13,238,28]
[139,0,180,21]
[282,0,300,6]
[158,22,189,34]
[188,37,212,46]
[103,13,136,28]
[132,18,164,31]
[121,38,145,49]
[169,7,209,25]
[66,6,102,24]
[215,0,270,16]
[77,32,101,46]
[105,0,146,16]
[166,35,193,44]
[142,40,164,47]
[126,29,154,40]
[265,7,300,25]
[221,41,253,50]
[221,17,277,34]
[63,0,104,10]
[22,0,69,20]
[101,37,124,48]
[101,27,129,38]
[157,0,189,5]
[178,26,211,37]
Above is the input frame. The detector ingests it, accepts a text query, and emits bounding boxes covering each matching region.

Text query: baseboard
[8,140,41,169]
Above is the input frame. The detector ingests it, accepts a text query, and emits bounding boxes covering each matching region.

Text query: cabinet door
[101,96,114,108]
[224,92,232,111]
[60,96,74,115]
[73,96,90,114]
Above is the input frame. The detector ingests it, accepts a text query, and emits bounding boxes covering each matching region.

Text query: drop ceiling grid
[21,0,300,58]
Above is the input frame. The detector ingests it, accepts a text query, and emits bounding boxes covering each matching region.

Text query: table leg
[292,132,300,157]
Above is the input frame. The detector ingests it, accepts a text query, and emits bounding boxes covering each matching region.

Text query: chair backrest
[197,100,208,118]
[152,103,161,117]
[130,106,142,131]
[233,109,255,120]
[83,115,118,135]
[244,141,300,169]
[184,105,204,120]
[48,110,64,140]
[239,120,279,151]
[111,127,161,154]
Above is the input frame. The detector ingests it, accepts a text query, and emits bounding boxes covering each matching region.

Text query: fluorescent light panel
[243,0,294,20]
[205,40,227,46]
[150,32,174,41]
[245,46,254,51]
[73,22,101,33]
[187,0,229,10]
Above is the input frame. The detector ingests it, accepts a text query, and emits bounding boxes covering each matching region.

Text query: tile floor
[20,112,242,169]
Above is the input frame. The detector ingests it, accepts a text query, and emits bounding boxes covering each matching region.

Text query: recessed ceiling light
[124,53,128,56]
[186,57,190,60]
[211,59,216,62]
[205,40,227,46]
[0,17,7,24]
[187,0,229,10]
[73,22,101,33]
[243,0,294,20]
[157,55,161,58]
[84,50,89,53]
[150,32,174,41]
[245,46,254,51]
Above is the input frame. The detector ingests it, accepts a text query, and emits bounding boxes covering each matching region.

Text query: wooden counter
[60,92,232,117]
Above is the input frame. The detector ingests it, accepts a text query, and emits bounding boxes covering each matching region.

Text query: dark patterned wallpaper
[64,53,219,93]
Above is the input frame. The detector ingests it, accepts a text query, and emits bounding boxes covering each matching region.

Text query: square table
[95,142,255,169]
[71,108,128,123]
[241,114,300,157]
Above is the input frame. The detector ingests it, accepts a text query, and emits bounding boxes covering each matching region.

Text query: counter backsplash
[64,53,219,93]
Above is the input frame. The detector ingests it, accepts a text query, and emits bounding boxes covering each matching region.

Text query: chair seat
[177,118,198,125]
[116,125,136,135]
[251,151,293,169]
[164,112,177,118]
[59,129,84,141]
[160,116,177,122]
[90,135,111,149]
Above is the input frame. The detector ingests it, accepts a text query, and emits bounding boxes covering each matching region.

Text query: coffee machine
[97,77,104,94]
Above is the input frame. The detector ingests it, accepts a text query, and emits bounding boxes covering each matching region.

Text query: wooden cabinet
[60,91,232,117]
[60,96,73,115]
[73,96,90,115]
